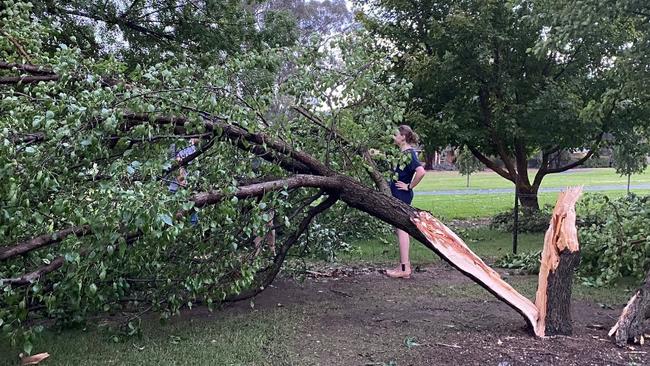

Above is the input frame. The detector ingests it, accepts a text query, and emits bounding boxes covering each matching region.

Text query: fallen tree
[0,3,583,350]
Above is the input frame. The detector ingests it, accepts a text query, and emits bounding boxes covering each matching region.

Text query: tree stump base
[535,187,582,336]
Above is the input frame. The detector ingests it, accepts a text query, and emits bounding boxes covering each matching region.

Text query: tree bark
[609,269,650,346]
[517,182,540,211]
[535,187,582,336]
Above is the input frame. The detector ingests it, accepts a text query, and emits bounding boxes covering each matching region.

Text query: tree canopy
[362,0,650,209]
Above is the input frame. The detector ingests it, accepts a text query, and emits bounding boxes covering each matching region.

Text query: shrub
[490,206,552,233]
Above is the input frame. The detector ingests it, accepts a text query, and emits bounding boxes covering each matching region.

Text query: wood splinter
[609,269,650,347]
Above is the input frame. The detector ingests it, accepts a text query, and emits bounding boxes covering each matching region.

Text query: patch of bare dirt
[224,263,649,366]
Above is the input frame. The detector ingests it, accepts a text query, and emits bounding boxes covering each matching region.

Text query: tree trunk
[609,269,650,346]
[534,187,582,336]
[466,174,470,187]
[424,151,435,170]
[517,183,540,210]
[627,174,631,194]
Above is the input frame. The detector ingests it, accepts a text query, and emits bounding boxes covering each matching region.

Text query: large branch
[54,7,176,42]
[226,192,340,302]
[1,232,141,286]
[533,147,560,188]
[0,75,60,84]
[0,60,120,86]
[0,225,91,261]
[192,175,340,207]
[0,61,55,75]
[543,135,603,175]
[467,146,514,182]
[1,255,67,286]
[123,112,332,176]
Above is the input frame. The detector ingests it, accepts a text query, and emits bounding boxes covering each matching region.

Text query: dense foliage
[0,1,408,351]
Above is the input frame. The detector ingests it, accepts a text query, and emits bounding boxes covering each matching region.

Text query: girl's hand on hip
[395,181,410,191]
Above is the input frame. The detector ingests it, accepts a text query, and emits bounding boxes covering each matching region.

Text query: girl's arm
[408,166,426,190]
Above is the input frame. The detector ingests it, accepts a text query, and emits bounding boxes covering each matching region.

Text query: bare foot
[384,264,412,279]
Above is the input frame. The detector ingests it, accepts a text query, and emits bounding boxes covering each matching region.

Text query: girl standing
[385,125,426,279]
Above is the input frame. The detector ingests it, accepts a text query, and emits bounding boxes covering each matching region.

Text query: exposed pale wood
[609,270,650,346]
[412,211,541,336]
[21,353,50,365]
[535,187,583,336]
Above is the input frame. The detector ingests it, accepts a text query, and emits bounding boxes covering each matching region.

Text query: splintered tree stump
[412,212,541,336]
[609,270,650,346]
[535,187,582,336]
[411,187,584,338]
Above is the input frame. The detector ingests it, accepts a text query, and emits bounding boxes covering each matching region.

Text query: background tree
[612,130,649,194]
[456,146,484,187]
[361,0,648,210]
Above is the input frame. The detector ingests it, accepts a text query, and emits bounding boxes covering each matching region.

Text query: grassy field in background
[412,190,650,219]
[340,227,544,265]
[414,168,650,191]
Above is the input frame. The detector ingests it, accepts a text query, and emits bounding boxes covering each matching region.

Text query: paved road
[415,183,650,196]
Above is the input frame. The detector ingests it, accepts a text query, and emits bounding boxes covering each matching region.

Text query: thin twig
[0,29,33,63]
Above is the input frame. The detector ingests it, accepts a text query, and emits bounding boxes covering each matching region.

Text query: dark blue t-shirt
[389,148,421,204]
[393,148,421,186]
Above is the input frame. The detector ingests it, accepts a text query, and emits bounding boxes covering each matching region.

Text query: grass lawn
[415,167,650,192]
[0,310,294,366]
[340,227,543,265]
[412,190,650,219]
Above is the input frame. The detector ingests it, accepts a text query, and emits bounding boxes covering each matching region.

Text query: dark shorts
[390,183,414,205]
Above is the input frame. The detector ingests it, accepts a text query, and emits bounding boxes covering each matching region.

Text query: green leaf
[159,214,173,226]
[23,340,33,355]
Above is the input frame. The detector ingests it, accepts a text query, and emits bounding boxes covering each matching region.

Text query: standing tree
[456,146,484,187]
[612,129,649,194]
[361,0,648,210]
[613,144,648,194]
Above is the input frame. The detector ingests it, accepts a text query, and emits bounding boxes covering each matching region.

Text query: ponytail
[398,125,419,144]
